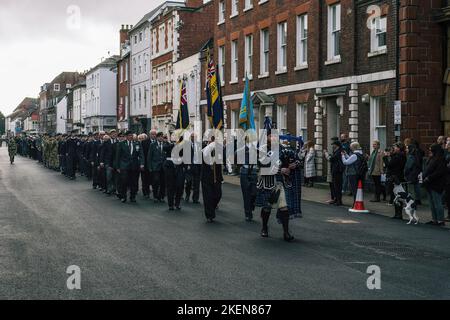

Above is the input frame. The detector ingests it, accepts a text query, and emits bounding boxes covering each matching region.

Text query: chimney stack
[119,23,131,55]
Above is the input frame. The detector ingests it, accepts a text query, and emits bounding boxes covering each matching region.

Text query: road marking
[326,219,360,224]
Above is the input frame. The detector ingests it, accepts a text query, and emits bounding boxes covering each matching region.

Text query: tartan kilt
[256,170,303,223]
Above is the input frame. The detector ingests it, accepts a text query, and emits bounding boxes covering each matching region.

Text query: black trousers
[141,169,151,196]
[119,169,139,199]
[85,160,92,179]
[201,181,222,220]
[348,175,359,204]
[371,175,386,200]
[332,171,343,204]
[151,169,166,200]
[164,163,185,208]
[240,168,257,217]
[66,154,76,178]
[92,163,99,187]
[185,165,201,202]
[98,167,107,189]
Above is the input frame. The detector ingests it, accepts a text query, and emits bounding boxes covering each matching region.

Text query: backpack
[355,153,368,179]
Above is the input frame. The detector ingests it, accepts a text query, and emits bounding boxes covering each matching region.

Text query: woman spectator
[368,140,385,202]
[423,144,447,226]
[303,141,316,187]
[404,143,423,205]
[383,143,407,219]
[341,142,365,204]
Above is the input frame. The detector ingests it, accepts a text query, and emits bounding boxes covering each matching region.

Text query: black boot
[280,210,294,242]
[260,209,271,238]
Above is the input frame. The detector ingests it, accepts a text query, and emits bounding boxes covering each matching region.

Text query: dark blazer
[111,140,119,169]
[141,139,151,170]
[423,155,447,193]
[148,141,166,172]
[384,152,406,182]
[99,140,113,167]
[116,140,144,170]
[66,138,78,157]
[330,147,345,174]
[89,140,101,164]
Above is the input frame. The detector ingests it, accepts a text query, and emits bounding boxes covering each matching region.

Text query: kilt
[256,169,303,223]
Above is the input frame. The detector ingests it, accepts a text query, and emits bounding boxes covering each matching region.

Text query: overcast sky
[0,0,168,116]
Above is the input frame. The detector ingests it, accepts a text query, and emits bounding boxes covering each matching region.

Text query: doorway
[326,98,341,151]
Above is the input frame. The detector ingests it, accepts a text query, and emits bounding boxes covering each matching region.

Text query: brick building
[116,24,132,131]
[150,0,215,133]
[201,0,445,177]
[39,72,83,134]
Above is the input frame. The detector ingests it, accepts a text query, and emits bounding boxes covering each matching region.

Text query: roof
[148,1,186,25]
[129,1,172,33]
[252,92,275,105]
[86,56,121,75]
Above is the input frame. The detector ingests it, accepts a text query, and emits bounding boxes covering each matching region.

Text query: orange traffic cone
[349,180,369,213]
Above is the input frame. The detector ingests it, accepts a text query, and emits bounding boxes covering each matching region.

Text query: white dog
[393,183,419,225]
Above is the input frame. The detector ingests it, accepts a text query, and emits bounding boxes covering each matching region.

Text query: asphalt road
[0,146,449,300]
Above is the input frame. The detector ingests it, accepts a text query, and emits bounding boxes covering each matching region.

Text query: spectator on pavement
[383,143,407,219]
[340,133,351,196]
[423,143,447,226]
[368,140,386,202]
[445,141,450,222]
[302,141,316,188]
[341,142,366,205]
[404,143,423,205]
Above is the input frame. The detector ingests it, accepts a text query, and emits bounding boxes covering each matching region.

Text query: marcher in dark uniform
[83,134,93,179]
[184,133,201,204]
[163,136,186,210]
[238,138,257,221]
[99,134,113,194]
[66,132,78,180]
[140,133,151,199]
[201,137,223,223]
[89,132,101,189]
[116,131,145,203]
[148,132,167,203]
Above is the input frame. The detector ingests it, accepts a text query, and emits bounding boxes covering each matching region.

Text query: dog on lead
[392,180,418,225]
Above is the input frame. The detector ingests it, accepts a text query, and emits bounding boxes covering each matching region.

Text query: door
[326,98,341,151]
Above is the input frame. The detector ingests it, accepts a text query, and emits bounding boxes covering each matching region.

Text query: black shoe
[261,229,269,238]
[193,200,200,204]
[391,216,403,220]
[284,233,295,242]
[121,198,127,203]
[426,221,437,225]
[334,202,343,206]
[176,206,181,211]
[245,216,253,222]
[437,222,446,227]
[207,218,215,223]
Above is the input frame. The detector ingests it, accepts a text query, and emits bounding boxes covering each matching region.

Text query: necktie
[129,142,132,154]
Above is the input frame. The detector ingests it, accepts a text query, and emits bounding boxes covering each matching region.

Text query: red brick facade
[201,0,446,177]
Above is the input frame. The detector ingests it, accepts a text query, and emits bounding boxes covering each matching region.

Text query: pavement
[223,175,450,229]
[1,146,450,300]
